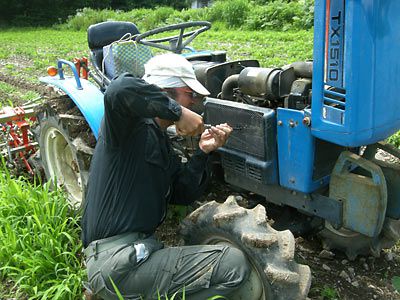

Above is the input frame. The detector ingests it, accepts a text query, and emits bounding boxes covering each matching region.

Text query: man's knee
[212,246,251,289]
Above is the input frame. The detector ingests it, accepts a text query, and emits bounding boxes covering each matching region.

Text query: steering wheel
[135,21,211,54]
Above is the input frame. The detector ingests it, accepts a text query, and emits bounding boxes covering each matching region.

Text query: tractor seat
[87,21,140,76]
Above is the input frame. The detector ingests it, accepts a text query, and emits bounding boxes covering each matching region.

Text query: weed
[111,279,226,300]
[388,131,400,148]
[110,277,125,300]
[321,285,338,300]
[208,0,251,28]
[245,0,314,31]
[60,0,314,32]
[0,161,85,299]
[392,276,400,293]
[0,81,40,106]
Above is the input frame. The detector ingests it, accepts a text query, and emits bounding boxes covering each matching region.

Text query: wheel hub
[44,126,82,207]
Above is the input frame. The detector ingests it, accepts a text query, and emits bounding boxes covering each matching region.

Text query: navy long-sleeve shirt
[82,73,210,247]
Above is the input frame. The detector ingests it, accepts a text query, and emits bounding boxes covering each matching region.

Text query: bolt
[302,116,311,126]
[289,120,295,128]
[277,120,283,126]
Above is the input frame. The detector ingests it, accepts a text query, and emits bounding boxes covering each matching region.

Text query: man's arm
[170,124,233,205]
[103,73,182,146]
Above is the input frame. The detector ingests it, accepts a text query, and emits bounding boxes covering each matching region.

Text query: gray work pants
[85,235,250,300]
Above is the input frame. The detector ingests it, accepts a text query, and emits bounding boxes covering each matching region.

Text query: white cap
[142,53,210,96]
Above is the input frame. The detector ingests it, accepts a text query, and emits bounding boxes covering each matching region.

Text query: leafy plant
[392,276,400,293]
[321,285,338,300]
[208,0,250,28]
[388,131,400,148]
[61,0,315,31]
[0,161,85,299]
[245,0,314,31]
[110,277,125,300]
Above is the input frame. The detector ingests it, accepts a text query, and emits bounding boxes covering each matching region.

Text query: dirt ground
[1,67,400,300]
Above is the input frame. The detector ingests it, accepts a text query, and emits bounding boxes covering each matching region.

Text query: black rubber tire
[35,96,94,209]
[180,196,311,300]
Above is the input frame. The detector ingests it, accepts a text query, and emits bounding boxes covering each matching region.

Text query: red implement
[0,106,38,174]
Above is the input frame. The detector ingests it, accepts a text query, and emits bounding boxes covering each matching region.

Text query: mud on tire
[180,196,311,300]
[35,96,95,209]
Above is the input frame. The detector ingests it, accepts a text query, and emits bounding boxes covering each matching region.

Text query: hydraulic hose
[221,74,240,100]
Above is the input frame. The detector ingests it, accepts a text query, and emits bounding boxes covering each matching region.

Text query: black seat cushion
[87,21,140,70]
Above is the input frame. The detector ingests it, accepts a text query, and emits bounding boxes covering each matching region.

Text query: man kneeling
[82,53,250,300]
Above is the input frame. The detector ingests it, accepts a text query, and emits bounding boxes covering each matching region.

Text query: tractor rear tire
[180,196,311,300]
[36,96,95,209]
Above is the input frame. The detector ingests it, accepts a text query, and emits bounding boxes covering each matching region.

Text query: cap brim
[181,78,210,96]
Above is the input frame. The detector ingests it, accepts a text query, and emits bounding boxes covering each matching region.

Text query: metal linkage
[73,57,89,80]
[0,105,39,174]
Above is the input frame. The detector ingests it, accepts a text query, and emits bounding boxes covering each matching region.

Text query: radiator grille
[222,154,263,183]
[247,163,262,182]
[222,154,245,174]
[205,101,267,160]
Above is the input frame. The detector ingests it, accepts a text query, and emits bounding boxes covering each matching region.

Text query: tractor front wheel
[180,196,311,300]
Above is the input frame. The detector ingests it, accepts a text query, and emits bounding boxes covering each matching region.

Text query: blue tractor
[36,0,400,298]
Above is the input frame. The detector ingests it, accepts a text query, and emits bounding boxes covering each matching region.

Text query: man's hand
[199,123,233,154]
[174,106,204,136]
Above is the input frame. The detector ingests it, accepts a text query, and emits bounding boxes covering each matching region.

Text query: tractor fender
[40,76,104,139]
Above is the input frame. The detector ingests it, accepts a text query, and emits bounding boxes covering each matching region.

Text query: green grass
[0,162,85,299]
[0,27,313,82]
[0,28,87,82]
[192,29,313,67]
[0,81,40,107]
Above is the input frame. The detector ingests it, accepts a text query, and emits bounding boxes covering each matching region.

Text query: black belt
[83,232,147,259]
